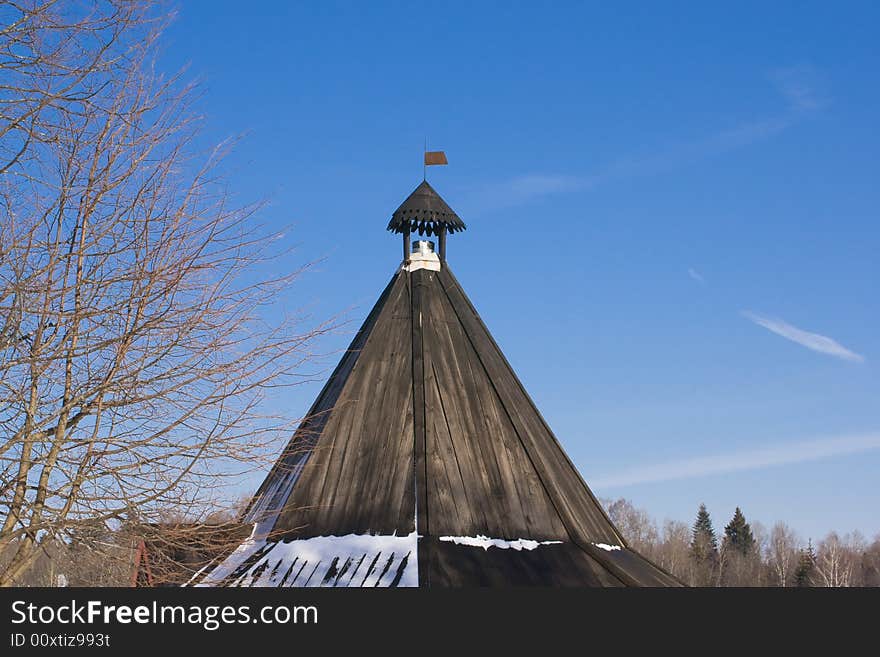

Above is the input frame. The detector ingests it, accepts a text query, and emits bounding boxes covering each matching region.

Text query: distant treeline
[6,500,878,587]
[602,498,880,586]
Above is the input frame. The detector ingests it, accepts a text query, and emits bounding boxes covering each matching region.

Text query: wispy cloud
[591,432,880,489]
[742,311,864,363]
[479,173,591,207]
[769,65,826,113]
[687,268,705,285]
[473,68,825,210]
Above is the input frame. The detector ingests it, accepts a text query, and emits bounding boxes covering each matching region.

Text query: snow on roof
[193,531,418,588]
[439,535,563,551]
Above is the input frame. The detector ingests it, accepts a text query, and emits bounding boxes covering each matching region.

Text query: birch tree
[816,532,865,588]
[768,522,799,587]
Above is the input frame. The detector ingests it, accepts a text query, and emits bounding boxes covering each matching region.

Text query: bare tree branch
[0,0,332,585]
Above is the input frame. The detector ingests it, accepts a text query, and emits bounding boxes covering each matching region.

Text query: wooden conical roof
[194,185,680,588]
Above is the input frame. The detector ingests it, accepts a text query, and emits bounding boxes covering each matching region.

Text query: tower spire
[191,177,681,588]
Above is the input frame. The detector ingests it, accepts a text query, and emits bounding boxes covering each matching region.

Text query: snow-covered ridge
[439,535,563,551]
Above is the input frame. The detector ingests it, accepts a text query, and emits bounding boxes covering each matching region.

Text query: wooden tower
[194,181,680,587]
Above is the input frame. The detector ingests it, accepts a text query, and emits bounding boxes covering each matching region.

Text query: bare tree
[0,1,328,585]
[603,497,659,559]
[654,519,692,584]
[1,1,148,174]
[767,522,800,587]
[591,499,880,587]
[862,536,880,587]
[815,532,865,588]
[1,519,131,586]
[750,520,771,586]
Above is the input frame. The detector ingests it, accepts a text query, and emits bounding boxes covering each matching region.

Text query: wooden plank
[435,318,508,537]
[424,360,478,533]
[425,280,510,536]
[360,274,415,533]
[410,268,430,585]
[422,277,494,537]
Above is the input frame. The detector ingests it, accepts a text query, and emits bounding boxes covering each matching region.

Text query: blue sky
[162,2,879,541]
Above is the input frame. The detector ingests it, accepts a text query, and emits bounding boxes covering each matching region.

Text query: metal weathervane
[423,141,447,180]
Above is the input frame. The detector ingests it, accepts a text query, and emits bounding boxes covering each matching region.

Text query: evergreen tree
[794,540,816,587]
[690,503,718,561]
[723,507,756,555]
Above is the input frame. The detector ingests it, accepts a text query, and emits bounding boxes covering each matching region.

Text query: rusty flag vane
[423,139,447,180]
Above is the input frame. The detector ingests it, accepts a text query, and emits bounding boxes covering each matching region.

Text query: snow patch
[593,543,622,552]
[439,535,563,551]
[194,531,419,588]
